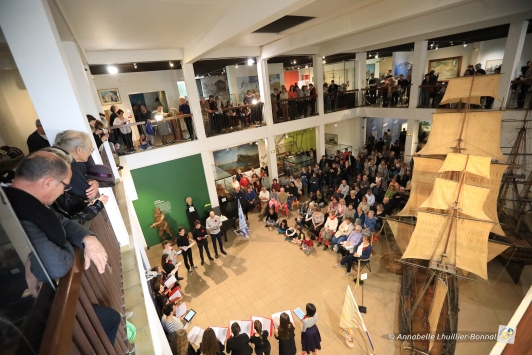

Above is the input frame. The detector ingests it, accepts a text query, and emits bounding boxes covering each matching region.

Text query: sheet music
[228,320,252,337]
[210,327,228,344]
[271,310,294,328]
[188,326,204,347]
[251,316,272,335]
[169,289,181,301]
[175,302,187,318]
[182,242,196,251]
[164,275,176,288]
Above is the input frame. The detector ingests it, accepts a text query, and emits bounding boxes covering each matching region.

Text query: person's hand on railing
[82,235,108,273]
[89,194,109,205]
[86,180,99,199]
[25,259,41,298]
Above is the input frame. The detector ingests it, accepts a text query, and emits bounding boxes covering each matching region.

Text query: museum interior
[1,0,532,354]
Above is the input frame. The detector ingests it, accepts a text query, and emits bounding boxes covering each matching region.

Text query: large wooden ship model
[386,74,511,354]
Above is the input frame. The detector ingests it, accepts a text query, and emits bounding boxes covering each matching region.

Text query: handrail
[324,89,359,94]
[272,95,318,103]
[212,102,264,113]
[39,247,83,355]
[110,113,194,129]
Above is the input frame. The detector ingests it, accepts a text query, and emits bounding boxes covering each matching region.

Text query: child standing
[299,303,321,355]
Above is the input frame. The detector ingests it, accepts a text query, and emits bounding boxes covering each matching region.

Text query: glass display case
[325,144,352,158]
[279,154,316,177]
[213,166,234,195]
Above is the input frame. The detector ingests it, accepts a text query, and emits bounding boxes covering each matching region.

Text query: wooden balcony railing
[271,95,318,122]
[39,209,133,355]
[202,102,265,137]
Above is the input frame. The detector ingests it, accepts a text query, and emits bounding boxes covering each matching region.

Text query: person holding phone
[299,303,321,355]
[176,226,197,273]
[192,220,214,265]
[161,303,190,343]
[226,322,253,355]
[274,312,296,355]
[249,320,271,355]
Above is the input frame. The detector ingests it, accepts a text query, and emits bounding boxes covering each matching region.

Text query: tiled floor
[144,208,532,355]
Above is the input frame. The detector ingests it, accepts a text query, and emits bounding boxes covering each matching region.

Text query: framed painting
[485,59,503,74]
[324,133,338,145]
[428,56,462,80]
[98,88,121,105]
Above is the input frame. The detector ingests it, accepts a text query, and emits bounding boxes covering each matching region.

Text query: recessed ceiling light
[107,66,118,74]
[323,60,326,64]
[133,63,137,69]
[169,61,174,67]
[375,53,378,59]
[463,42,467,47]
[247,58,254,66]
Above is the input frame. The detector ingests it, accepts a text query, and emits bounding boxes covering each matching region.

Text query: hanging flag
[236,200,250,238]
[339,286,374,353]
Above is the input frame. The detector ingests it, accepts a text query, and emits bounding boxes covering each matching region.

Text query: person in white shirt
[339,180,350,198]
[365,189,375,207]
[258,186,270,220]
[317,211,338,250]
[113,109,134,151]
[206,211,226,258]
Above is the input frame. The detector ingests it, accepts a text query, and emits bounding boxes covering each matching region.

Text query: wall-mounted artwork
[201,75,230,103]
[428,56,462,80]
[213,144,260,175]
[324,69,348,85]
[366,64,375,82]
[128,91,169,113]
[485,59,503,74]
[236,76,260,102]
[269,73,281,93]
[98,88,121,105]
[324,133,338,145]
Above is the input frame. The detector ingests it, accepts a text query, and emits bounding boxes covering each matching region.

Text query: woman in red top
[240,174,250,189]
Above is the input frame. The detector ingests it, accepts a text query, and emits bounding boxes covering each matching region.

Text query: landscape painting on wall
[236,76,260,102]
[201,75,231,102]
[485,59,503,74]
[269,74,281,94]
[213,144,260,175]
[366,64,375,82]
[428,56,462,80]
[98,88,121,105]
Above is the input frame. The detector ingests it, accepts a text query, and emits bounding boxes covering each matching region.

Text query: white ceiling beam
[204,47,261,59]
[261,0,528,59]
[183,0,316,64]
[85,49,183,65]
[320,0,532,56]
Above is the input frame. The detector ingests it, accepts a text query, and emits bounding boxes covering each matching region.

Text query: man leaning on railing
[2,151,121,344]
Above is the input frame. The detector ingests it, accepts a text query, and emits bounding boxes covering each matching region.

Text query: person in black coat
[26,119,50,153]
[226,322,253,355]
[192,220,214,265]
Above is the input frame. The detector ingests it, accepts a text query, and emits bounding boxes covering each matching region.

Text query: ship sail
[440,74,501,105]
[428,278,448,352]
[417,111,506,161]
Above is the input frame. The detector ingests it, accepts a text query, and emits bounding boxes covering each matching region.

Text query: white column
[0,0,96,147]
[86,65,105,116]
[313,55,324,116]
[409,41,428,108]
[315,124,326,158]
[266,135,279,180]
[257,57,274,127]
[355,52,367,105]
[497,21,529,109]
[404,119,419,163]
[182,63,207,141]
[200,150,220,209]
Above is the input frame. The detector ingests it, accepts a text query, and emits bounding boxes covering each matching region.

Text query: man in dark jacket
[192,220,214,265]
[26,119,50,153]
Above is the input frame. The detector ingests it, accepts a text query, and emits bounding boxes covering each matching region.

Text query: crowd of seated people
[271,83,317,122]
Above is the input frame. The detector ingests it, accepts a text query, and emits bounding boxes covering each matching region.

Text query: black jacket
[27,130,50,153]
[192,226,209,243]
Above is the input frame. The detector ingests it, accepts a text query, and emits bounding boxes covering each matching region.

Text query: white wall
[323,61,355,89]
[225,64,259,103]
[0,69,40,154]
[324,119,359,153]
[268,63,284,94]
[92,69,184,115]
[477,37,506,71]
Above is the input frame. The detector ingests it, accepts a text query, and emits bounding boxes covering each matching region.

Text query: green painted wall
[284,128,316,152]
[131,154,211,247]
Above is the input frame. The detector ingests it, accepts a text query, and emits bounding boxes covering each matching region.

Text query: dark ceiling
[89,61,182,75]
[253,15,315,33]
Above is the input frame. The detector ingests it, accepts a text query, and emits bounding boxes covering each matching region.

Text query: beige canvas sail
[417,111,506,161]
[397,157,443,216]
[440,74,501,105]
[387,220,415,253]
[420,178,491,221]
[438,153,491,179]
[487,241,510,262]
[402,212,492,279]
[428,278,448,352]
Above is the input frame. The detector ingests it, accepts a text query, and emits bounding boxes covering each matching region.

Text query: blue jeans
[331,235,347,251]
[265,219,278,227]
[288,196,296,210]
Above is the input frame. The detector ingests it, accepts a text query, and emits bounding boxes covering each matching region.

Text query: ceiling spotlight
[375,53,378,59]
[463,42,467,47]
[435,44,439,50]
[430,42,434,48]
[323,60,326,64]
[450,41,453,46]
[322,56,325,59]
[334,123,337,127]
[298,67,300,70]
[368,53,372,58]
[236,64,238,68]
[305,65,308,68]
[285,134,289,138]
[293,60,297,64]
[169,61,174,67]
[107,66,118,74]
[247,58,254,66]
[133,63,137,69]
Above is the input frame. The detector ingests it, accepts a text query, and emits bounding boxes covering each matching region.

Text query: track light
[133,63,137,69]
[450,41,453,46]
[375,53,378,59]
[107,66,118,74]
[435,44,439,50]
[305,65,308,68]
[368,53,372,58]
[236,64,238,68]
[169,61,174,67]
[463,42,467,47]
[247,58,254,66]
[323,60,326,64]
[322,56,325,59]
[334,123,337,127]
[430,42,434,48]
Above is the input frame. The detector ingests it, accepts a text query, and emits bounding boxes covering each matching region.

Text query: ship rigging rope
[478,246,517,305]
